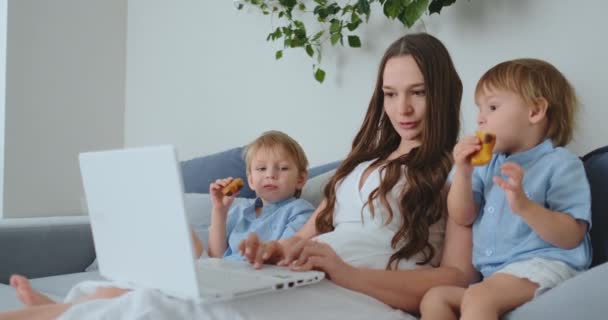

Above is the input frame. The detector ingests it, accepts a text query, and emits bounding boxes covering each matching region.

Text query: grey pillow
[301,169,335,208]
[180,147,256,198]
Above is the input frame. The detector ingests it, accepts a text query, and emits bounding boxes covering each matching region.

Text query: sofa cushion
[505,262,608,320]
[181,147,340,199]
[301,169,336,208]
[0,283,22,311]
[181,147,256,198]
[582,145,608,267]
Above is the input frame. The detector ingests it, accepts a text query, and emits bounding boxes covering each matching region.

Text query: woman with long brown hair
[0,32,475,320]
[241,32,476,310]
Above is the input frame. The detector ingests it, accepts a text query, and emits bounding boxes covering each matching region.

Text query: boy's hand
[209,177,239,213]
[453,136,481,176]
[493,162,532,214]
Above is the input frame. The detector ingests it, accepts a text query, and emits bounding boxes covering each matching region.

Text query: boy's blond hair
[244,131,309,198]
[475,58,578,147]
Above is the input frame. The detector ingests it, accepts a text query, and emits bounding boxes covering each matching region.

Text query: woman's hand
[453,136,480,176]
[287,239,356,285]
[238,233,286,268]
[209,177,239,213]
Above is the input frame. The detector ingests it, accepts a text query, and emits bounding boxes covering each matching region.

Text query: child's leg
[0,303,73,320]
[75,286,130,303]
[461,273,538,320]
[420,286,465,320]
[0,286,132,320]
[10,275,55,306]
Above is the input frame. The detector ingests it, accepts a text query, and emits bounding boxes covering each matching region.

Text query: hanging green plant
[235,0,458,83]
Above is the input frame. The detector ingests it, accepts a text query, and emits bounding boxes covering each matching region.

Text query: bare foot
[9,275,55,306]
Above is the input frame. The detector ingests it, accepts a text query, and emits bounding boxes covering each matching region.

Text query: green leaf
[275,50,283,60]
[346,14,362,31]
[327,3,341,15]
[279,0,297,10]
[400,0,428,27]
[383,0,402,19]
[428,0,456,15]
[311,30,324,42]
[314,6,329,20]
[315,68,326,83]
[357,0,371,17]
[330,33,341,45]
[298,3,306,11]
[347,35,361,48]
[306,45,314,57]
[329,19,341,33]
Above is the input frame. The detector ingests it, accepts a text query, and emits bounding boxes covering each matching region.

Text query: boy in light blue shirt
[421,59,592,320]
[207,131,315,260]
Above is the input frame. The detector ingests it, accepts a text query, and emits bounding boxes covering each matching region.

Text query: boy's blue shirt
[468,139,592,278]
[222,197,315,260]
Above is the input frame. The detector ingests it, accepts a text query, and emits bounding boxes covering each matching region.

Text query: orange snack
[470,131,496,166]
[222,178,244,196]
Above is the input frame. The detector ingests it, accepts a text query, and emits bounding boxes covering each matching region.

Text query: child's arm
[207,178,239,258]
[191,228,204,258]
[509,200,587,249]
[494,162,588,249]
[449,136,482,226]
[207,206,229,257]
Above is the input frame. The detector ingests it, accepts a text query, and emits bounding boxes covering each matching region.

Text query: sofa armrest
[0,216,95,284]
[505,262,608,320]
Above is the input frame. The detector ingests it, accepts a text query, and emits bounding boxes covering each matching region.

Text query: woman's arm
[290,215,477,311]
[332,217,476,311]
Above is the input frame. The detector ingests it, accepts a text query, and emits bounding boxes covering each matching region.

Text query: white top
[315,160,445,270]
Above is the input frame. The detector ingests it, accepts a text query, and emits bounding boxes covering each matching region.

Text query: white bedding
[58,280,416,320]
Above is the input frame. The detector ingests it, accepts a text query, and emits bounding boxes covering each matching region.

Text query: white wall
[126,0,608,164]
[0,0,6,218]
[3,0,127,218]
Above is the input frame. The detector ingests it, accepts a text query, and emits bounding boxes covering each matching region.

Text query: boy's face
[475,88,534,154]
[247,147,306,204]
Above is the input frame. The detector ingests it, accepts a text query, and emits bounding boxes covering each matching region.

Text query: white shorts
[494,257,578,296]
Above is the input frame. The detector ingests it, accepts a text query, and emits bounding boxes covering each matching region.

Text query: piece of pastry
[222,178,244,196]
[470,131,496,166]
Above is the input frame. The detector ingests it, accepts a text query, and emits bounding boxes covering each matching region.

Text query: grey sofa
[0,146,606,319]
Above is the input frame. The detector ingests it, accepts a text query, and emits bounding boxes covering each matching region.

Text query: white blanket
[58,280,416,320]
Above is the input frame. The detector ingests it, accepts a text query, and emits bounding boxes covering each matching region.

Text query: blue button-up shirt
[470,139,592,278]
[223,197,314,260]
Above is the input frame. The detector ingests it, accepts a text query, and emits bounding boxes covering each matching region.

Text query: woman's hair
[475,58,578,147]
[315,33,462,269]
[244,130,309,198]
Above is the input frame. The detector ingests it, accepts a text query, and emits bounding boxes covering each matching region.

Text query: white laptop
[78,145,324,302]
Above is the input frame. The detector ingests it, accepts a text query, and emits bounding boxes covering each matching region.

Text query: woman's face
[382,55,427,146]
